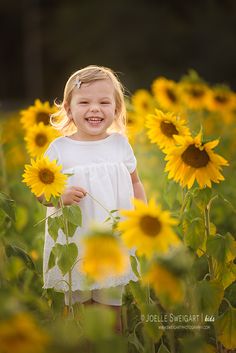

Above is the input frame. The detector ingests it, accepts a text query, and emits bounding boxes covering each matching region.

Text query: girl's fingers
[74,191,86,198]
[72,186,87,196]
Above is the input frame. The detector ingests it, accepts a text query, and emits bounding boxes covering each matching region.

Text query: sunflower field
[1,70,236,353]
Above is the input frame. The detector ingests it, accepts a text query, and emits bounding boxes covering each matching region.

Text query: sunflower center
[36,112,50,125]
[181,144,210,168]
[35,133,48,147]
[38,168,55,184]
[188,88,204,98]
[139,215,162,237]
[166,88,177,103]
[214,94,228,104]
[142,101,149,111]
[160,120,178,138]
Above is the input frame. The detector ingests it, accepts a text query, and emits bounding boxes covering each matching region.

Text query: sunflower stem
[60,198,74,319]
[204,206,214,280]
[86,191,117,223]
[33,208,61,227]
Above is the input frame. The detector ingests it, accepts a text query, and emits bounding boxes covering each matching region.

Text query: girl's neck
[68,131,110,142]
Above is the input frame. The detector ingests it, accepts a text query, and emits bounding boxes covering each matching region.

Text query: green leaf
[140,303,163,342]
[215,306,236,349]
[48,216,61,242]
[128,280,149,307]
[0,192,15,221]
[56,243,78,276]
[183,217,205,251]
[206,233,236,263]
[62,204,82,226]
[5,245,35,271]
[193,188,212,210]
[50,196,60,208]
[130,255,140,278]
[127,331,144,352]
[47,249,56,271]
[158,344,171,353]
[60,219,77,237]
[82,305,115,340]
[179,336,216,353]
[195,280,224,314]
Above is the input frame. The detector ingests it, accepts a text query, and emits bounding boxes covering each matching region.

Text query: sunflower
[179,82,209,110]
[152,77,182,112]
[131,89,155,116]
[165,131,229,189]
[22,156,67,201]
[126,111,142,145]
[143,263,185,305]
[146,109,190,152]
[20,99,58,129]
[206,87,236,113]
[0,313,49,353]
[80,224,129,281]
[118,198,180,258]
[24,123,60,157]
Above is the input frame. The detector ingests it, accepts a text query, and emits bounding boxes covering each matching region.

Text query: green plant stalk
[60,198,74,318]
[86,191,117,223]
[0,140,9,194]
[204,206,214,280]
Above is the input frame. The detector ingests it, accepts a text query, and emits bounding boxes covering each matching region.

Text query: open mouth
[85,117,104,126]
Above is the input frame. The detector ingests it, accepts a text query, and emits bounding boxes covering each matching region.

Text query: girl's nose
[90,104,99,112]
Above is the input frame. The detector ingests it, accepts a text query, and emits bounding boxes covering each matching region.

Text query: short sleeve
[44,143,61,164]
[123,138,137,173]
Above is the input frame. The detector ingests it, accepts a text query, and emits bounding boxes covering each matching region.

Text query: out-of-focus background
[1,0,236,109]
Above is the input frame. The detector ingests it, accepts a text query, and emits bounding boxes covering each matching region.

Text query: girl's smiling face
[66,79,117,140]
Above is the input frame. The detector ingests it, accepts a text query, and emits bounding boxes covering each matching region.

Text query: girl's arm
[130,169,147,204]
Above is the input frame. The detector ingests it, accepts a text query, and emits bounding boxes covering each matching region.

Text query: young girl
[42,65,147,330]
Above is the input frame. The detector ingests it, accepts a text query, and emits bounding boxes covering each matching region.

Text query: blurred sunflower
[206,87,236,113]
[152,77,181,112]
[143,263,185,305]
[24,123,60,157]
[131,89,155,116]
[22,156,67,201]
[179,82,209,110]
[20,99,58,129]
[80,224,129,281]
[118,198,180,258]
[0,312,49,353]
[126,111,142,144]
[165,131,229,189]
[146,109,190,152]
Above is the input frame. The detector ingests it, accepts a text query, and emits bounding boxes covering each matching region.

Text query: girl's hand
[61,186,87,205]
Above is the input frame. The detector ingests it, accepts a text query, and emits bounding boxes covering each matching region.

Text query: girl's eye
[79,101,88,104]
[101,102,110,105]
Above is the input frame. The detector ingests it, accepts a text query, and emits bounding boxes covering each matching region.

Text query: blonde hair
[51,65,127,135]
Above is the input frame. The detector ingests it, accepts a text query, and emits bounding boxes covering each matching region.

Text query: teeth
[86,118,103,122]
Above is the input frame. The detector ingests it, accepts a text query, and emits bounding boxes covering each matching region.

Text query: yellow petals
[22,156,67,201]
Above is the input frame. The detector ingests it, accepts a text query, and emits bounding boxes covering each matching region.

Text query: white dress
[43,133,139,292]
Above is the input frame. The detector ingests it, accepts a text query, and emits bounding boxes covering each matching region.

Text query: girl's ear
[64,102,72,119]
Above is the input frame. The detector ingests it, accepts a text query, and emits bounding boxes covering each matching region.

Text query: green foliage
[5,244,35,271]
[82,305,116,340]
[215,306,236,349]
[194,280,224,315]
[62,204,82,226]
[48,242,78,276]
[140,303,163,342]
[157,344,170,353]
[206,233,236,263]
